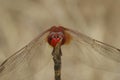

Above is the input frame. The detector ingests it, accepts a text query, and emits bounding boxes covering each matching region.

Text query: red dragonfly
[0,26,120,80]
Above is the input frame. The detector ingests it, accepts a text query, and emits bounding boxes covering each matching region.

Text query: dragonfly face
[47,26,66,47]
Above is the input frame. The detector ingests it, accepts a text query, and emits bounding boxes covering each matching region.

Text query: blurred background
[0,0,120,80]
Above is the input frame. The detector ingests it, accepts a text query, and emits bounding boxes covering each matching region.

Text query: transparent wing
[61,29,120,74]
[0,31,53,80]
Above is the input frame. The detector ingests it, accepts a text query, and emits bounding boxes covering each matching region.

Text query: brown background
[0,0,120,80]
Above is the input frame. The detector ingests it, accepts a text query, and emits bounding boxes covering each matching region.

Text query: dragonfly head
[48,26,65,47]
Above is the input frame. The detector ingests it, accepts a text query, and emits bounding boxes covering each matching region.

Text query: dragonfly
[0,26,120,80]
